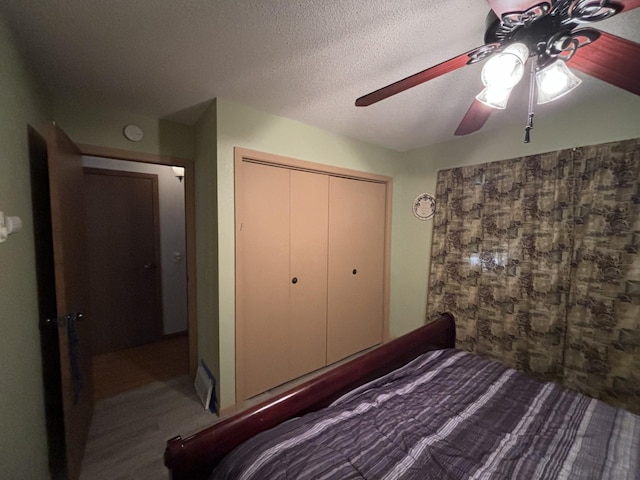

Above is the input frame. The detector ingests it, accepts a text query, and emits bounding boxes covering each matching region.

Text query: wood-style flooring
[81,336,215,479]
[92,335,190,402]
[81,337,380,479]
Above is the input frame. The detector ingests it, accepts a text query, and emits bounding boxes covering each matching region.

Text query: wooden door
[237,161,291,399]
[83,168,162,354]
[327,177,386,364]
[46,124,93,480]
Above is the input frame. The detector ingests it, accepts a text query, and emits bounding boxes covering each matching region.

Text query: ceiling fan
[355,0,640,142]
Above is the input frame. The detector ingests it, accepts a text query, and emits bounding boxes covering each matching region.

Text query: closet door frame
[234,147,392,405]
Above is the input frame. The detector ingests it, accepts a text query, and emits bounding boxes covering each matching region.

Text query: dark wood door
[83,168,163,354]
[45,124,94,480]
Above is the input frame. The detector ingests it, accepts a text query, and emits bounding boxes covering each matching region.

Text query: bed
[164,313,640,479]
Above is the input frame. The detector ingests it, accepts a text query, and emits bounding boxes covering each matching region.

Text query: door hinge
[44,312,84,328]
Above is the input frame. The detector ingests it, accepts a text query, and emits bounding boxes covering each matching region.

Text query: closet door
[238,161,291,399]
[237,163,329,400]
[327,177,386,364]
[289,170,328,379]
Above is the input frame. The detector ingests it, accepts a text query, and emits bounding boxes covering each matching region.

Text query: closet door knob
[352,269,357,275]
[292,277,298,284]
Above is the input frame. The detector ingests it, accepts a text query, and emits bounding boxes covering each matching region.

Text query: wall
[213,98,404,408]
[0,15,51,480]
[53,99,196,160]
[194,100,220,393]
[395,93,640,334]
[82,156,188,334]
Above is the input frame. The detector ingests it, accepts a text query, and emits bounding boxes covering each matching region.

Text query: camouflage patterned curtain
[563,139,640,412]
[427,138,640,414]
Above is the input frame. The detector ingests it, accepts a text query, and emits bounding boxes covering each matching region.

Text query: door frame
[78,144,198,376]
[234,147,392,404]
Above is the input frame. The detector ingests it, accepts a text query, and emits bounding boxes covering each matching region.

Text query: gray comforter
[211,349,640,479]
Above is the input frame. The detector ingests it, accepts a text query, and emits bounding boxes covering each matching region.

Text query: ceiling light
[476,43,530,109]
[480,43,530,90]
[536,60,582,104]
[476,85,513,109]
[172,166,185,182]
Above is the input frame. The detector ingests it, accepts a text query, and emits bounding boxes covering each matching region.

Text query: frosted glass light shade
[536,60,582,104]
[481,43,530,89]
[476,85,513,109]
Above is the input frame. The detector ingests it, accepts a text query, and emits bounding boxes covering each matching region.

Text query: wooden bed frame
[164,312,455,480]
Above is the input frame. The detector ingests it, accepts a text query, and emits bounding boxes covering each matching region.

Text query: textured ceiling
[1,1,639,151]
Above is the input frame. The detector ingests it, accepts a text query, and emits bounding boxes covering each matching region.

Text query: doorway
[33,128,199,478]
[77,145,197,388]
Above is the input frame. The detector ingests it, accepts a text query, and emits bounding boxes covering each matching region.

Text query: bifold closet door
[239,162,291,399]
[238,162,328,400]
[289,170,328,380]
[327,177,386,364]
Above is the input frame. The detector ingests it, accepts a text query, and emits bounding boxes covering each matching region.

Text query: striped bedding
[211,349,640,479]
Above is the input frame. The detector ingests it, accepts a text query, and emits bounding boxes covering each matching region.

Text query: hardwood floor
[82,335,215,479]
[92,335,189,402]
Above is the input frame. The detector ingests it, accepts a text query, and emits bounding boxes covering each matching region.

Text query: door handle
[144,263,156,270]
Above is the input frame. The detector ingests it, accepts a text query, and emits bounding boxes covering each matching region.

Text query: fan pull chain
[524,58,537,143]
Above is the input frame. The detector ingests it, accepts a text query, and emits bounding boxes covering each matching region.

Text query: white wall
[82,156,188,334]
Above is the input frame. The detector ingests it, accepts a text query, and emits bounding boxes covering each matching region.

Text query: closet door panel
[327,177,386,364]
[289,170,329,379]
[239,161,291,399]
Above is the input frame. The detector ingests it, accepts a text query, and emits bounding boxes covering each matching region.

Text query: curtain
[427,138,640,414]
[564,139,640,411]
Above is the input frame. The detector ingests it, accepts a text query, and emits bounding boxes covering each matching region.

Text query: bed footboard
[164,312,455,480]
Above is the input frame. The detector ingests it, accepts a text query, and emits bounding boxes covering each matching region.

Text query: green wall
[396,93,640,328]
[4,5,640,461]
[213,98,404,408]
[53,98,196,160]
[194,100,220,394]
[0,32,197,477]
[208,94,640,410]
[0,15,51,480]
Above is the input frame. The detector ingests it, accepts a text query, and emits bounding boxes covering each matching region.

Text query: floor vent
[194,360,217,413]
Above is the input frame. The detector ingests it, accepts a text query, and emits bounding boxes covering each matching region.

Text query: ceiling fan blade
[355,49,479,107]
[454,100,494,136]
[485,0,545,18]
[568,31,640,96]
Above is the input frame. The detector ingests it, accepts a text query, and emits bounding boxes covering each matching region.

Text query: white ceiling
[1,0,639,151]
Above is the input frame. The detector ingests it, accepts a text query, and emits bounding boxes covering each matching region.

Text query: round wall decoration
[412,193,436,220]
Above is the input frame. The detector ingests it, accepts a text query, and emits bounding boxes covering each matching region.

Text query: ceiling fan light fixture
[536,59,582,104]
[481,43,530,90]
[476,85,513,109]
